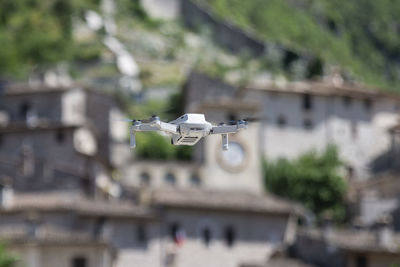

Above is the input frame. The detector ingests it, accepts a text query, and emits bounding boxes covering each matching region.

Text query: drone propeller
[115,118,136,122]
[114,115,160,124]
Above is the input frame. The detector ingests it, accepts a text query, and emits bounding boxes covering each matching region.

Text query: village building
[0,82,304,267]
[293,225,400,267]
[183,72,400,181]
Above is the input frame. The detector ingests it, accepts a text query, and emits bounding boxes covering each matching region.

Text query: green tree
[0,243,17,267]
[264,145,347,222]
[0,0,99,76]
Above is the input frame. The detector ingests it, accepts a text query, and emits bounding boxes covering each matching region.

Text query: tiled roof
[1,193,155,219]
[148,188,304,215]
[3,83,73,95]
[299,228,400,254]
[245,80,400,100]
[242,258,316,267]
[0,224,107,245]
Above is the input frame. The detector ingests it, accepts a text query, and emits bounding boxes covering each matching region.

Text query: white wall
[246,89,399,180]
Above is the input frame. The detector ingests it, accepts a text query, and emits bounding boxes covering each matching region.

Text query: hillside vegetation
[201,0,400,91]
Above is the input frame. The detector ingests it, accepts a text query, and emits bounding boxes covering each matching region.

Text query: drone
[121,113,248,151]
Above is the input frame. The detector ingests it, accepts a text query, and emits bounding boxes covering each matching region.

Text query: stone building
[183,72,400,181]
[0,82,303,267]
[0,83,129,197]
[293,227,400,267]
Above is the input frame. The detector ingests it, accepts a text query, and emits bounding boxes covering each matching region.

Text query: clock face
[221,142,245,167]
[217,140,248,172]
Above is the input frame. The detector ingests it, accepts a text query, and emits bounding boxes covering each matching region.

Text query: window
[72,257,87,267]
[302,94,313,111]
[93,217,105,237]
[0,185,3,206]
[170,223,185,245]
[347,166,355,180]
[343,96,352,107]
[0,134,3,147]
[170,223,180,241]
[224,226,235,247]
[19,102,31,120]
[137,224,147,244]
[303,118,313,130]
[355,255,367,267]
[55,130,65,144]
[164,173,176,186]
[190,174,201,187]
[139,172,151,186]
[202,227,212,247]
[364,99,372,110]
[227,113,237,122]
[276,115,287,128]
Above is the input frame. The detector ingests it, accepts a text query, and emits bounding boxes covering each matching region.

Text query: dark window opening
[347,166,355,180]
[224,226,235,247]
[137,224,147,243]
[202,227,211,247]
[277,115,287,128]
[81,178,92,196]
[140,172,150,186]
[72,256,87,267]
[355,255,367,267]
[303,118,313,130]
[227,113,237,122]
[0,184,4,206]
[170,223,180,241]
[19,102,31,120]
[364,99,372,110]
[190,174,201,187]
[0,134,3,147]
[343,96,353,107]
[55,130,65,144]
[165,173,176,186]
[93,217,105,237]
[170,222,185,244]
[302,94,313,111]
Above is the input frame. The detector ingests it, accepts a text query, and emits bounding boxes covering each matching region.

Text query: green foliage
[264,145,347,222]
[135,132,175,160]
[0,243,17,267]
[0,0,98,76]
[202,0,400,90]
[135,132,193,161]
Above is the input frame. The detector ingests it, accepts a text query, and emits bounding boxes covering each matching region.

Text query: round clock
[217,139,248,173]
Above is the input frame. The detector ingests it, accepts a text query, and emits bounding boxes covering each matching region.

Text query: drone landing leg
[222,134,228,151]
[130,126,136,148]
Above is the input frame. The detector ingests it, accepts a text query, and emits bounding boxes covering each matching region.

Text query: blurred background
[1,0,400,266]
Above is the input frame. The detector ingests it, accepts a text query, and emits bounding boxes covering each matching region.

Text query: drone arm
[132,121,178,134]
[211,125,242,134]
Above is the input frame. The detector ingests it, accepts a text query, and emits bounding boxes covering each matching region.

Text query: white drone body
[128,113,247,151]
